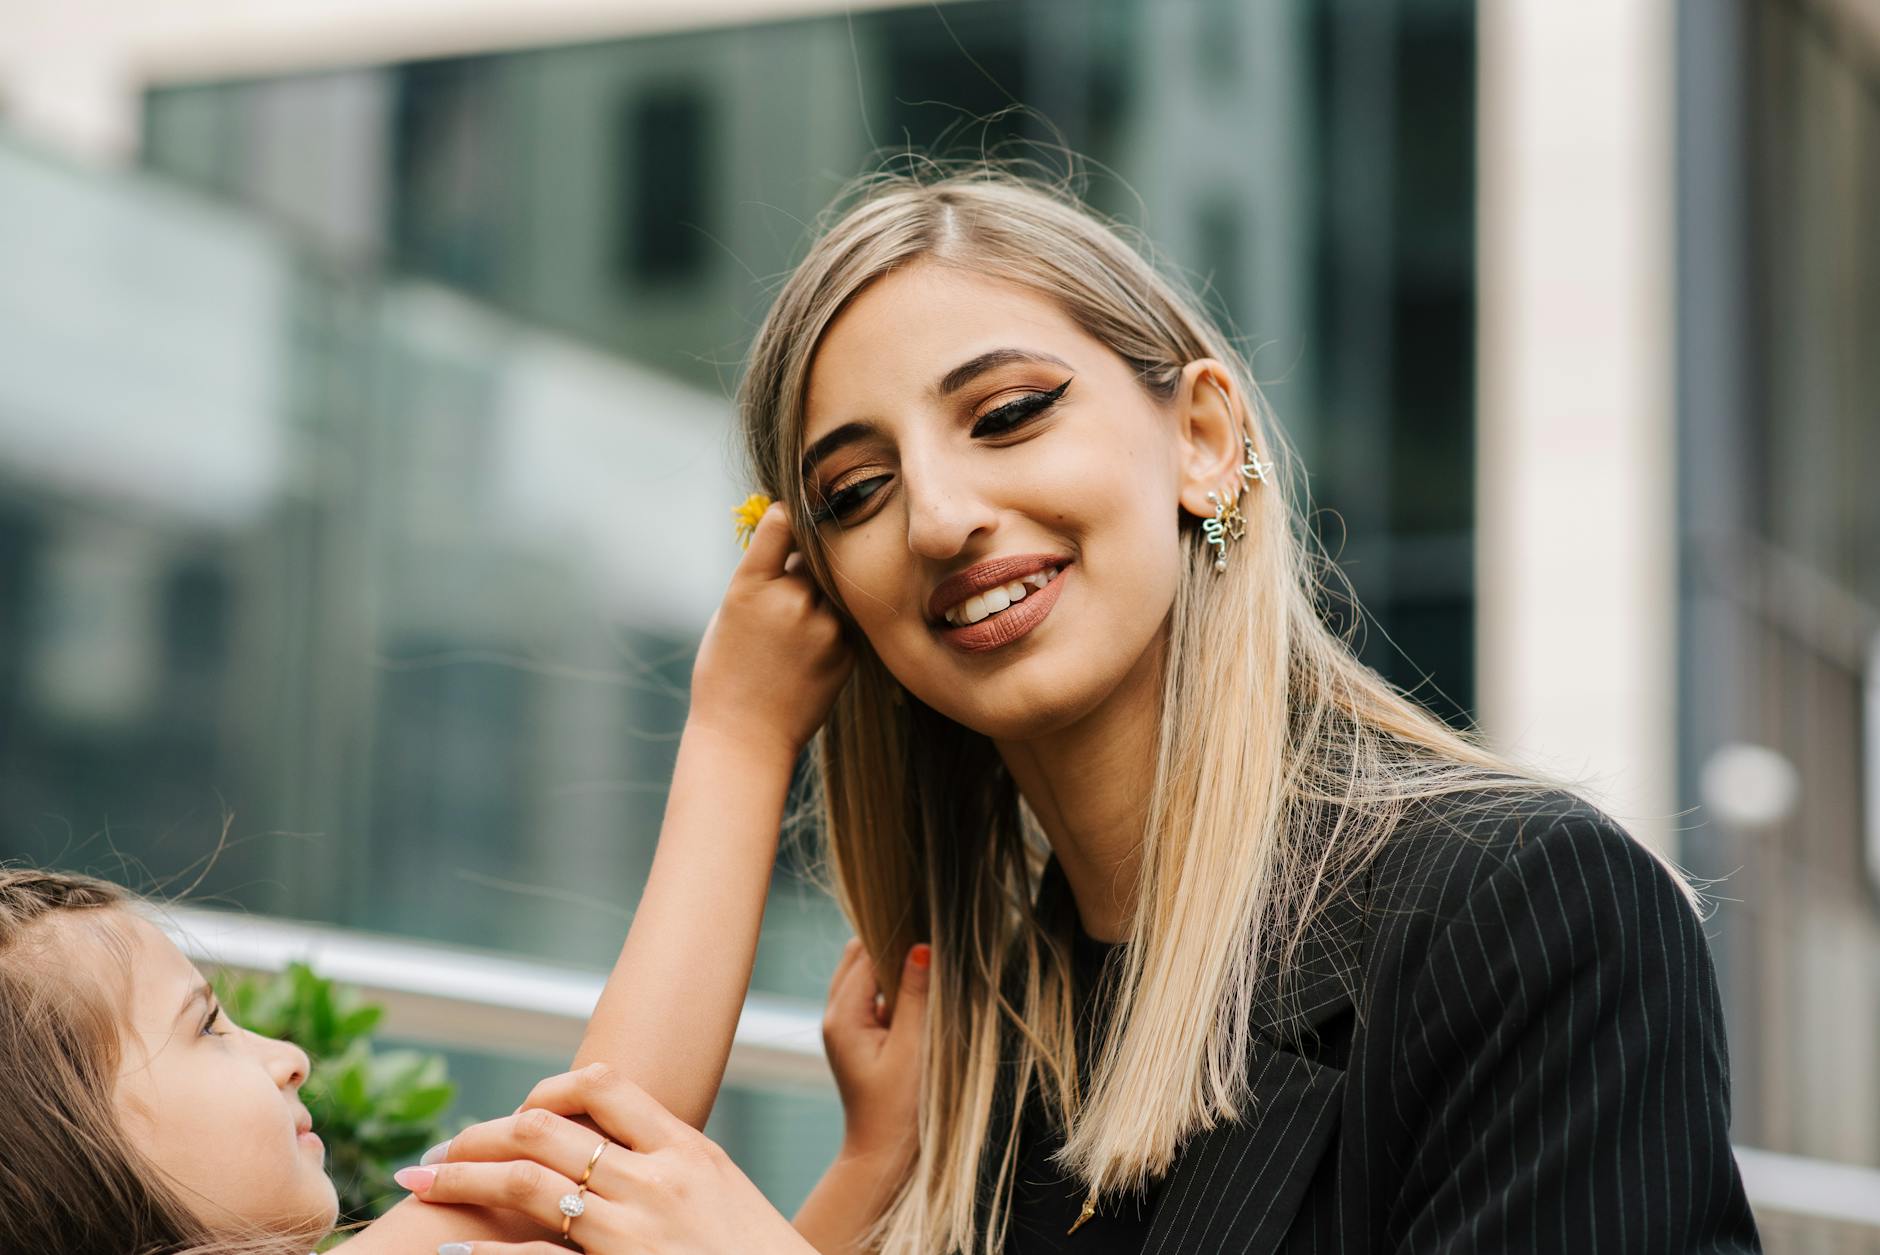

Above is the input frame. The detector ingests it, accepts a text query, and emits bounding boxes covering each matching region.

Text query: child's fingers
[737,501,797,578]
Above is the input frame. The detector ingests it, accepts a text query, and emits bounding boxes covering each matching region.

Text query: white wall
[0,0,951,163]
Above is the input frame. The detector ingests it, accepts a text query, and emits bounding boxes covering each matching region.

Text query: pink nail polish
[394,1166,436,1195]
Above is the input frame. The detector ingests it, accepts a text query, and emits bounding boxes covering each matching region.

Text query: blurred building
[1675,0,1880,1212]
[0,0,1874,1238]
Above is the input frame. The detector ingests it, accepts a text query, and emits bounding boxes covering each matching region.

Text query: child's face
[102,912,339,1237]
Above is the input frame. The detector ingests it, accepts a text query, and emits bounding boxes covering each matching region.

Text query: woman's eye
[809,378,1069,526]
[811,474,890,524]
[970,377,1070,438]
[201,1005,226,1037]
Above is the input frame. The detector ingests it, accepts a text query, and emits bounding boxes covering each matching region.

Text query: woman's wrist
[794,1143,911,1255]
[827,1136,916,1212]
[834,1135,913,1173]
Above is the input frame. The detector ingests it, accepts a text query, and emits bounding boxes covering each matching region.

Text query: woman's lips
[935,565,1067,653]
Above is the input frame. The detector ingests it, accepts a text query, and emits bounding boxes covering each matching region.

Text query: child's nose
[272,1037,312,1090]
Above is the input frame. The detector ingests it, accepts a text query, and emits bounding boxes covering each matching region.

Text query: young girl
[410,164,1761,1253]
[0,506,914,1254]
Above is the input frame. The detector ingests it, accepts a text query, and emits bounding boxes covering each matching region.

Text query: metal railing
[158,904,832,1092]
[159,906,1880,1232]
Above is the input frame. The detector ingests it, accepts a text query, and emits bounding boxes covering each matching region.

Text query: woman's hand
[402,1064,817,1255]
[789,940,931,1253]
[823,938,930,1170]
[688,501,854,764]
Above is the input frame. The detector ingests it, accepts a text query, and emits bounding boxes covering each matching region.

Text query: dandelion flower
[732,493,773,549]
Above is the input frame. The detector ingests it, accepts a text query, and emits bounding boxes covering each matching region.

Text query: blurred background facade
[0,0,1873,1244]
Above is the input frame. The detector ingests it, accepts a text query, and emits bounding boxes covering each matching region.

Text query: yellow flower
[732,492,773,549]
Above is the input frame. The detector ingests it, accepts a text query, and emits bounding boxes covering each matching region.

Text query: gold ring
[580,1138,609,1186]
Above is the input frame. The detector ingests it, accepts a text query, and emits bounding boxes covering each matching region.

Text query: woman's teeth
[942,567,1060,627]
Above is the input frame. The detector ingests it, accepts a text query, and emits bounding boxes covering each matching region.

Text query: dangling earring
[1203,485,1247,572]
[1200,380,1271,574]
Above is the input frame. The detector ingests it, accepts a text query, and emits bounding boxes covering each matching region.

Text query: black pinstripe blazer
[1031,789,1762,1254]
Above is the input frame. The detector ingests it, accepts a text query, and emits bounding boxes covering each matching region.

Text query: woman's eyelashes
[810,378,1071,524]
[201,1002,226,1038]
[969,377,1070,438]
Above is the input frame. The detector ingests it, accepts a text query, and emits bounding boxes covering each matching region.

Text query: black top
[1003,923,1157,1254]
[981,788,1760,1254]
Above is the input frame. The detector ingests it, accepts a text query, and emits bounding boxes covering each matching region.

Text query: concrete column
[1475,0,1678,851]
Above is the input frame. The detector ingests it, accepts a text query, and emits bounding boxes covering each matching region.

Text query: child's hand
[822,938,931,1170]
[689,501,854,763]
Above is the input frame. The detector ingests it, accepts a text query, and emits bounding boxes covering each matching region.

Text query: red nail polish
[910,943,931,969]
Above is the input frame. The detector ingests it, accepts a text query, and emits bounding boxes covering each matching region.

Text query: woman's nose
[901,464,997,560]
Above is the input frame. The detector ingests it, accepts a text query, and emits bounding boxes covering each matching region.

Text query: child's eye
[200,1004,226,1037]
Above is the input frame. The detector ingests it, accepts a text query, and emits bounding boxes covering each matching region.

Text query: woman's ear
[1173,359,1245,519]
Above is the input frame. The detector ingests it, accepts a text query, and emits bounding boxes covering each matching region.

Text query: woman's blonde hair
[0,866,326,1255]
[738,160,1688,1255]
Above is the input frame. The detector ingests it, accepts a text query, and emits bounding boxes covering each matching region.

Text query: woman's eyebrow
[934,347,1073,397]
[800,419,885,478]
[801,347,1073,477]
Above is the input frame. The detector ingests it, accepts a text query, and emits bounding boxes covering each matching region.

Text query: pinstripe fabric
[997,789,1761,1254]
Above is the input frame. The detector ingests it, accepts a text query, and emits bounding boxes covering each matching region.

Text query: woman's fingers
[399,1159,582,1232]
[887,943,932,1046]
[519,1063,685,1152]
[826,938,886,1036]
[426,1110,619,1185]
[824,937,864,1003]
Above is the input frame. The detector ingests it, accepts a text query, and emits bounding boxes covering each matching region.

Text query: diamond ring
[559,1188,587,1241]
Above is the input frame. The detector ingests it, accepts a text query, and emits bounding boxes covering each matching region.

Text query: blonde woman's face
[801,260,1235,739]
[104,912,339,1238]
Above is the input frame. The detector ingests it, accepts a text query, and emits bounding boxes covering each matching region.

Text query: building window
[618,86,711,287]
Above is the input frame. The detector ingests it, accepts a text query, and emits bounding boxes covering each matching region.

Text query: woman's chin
[931,684,1101,743]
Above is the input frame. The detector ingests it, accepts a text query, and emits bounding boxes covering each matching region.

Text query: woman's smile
[933,560,1070,653]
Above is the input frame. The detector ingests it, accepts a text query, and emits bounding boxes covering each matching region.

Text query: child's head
[0,867,338,1253]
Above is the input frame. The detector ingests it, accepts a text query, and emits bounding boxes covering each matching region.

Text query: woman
[416,163,1762,1253]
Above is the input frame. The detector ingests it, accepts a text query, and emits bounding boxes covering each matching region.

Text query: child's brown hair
[0,866,320,1255]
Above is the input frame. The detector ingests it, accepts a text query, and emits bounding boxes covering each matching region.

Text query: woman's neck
[995,631,1165,943]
